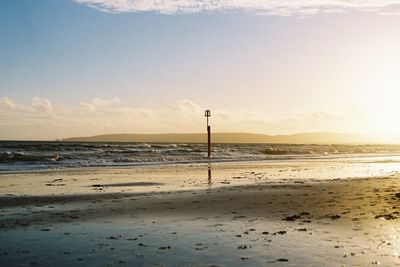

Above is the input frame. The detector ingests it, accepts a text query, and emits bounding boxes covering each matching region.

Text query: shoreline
[2,153,400,174]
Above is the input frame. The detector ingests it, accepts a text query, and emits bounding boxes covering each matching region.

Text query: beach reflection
[208,164,212,185]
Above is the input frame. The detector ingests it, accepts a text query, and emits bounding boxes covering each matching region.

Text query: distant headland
[62,132,393,144]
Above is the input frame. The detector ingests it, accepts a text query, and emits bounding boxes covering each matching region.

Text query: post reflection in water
[207,164,212,185]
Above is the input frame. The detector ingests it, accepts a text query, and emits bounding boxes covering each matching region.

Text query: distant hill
[62,132,387,144]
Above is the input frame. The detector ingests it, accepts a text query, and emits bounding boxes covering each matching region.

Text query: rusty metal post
[205,110,211,159]
[207,125,211,158]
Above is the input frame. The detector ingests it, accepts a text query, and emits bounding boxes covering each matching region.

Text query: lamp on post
[204,110,211,158]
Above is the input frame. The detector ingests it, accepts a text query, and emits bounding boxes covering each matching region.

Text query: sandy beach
[1,159,400,266]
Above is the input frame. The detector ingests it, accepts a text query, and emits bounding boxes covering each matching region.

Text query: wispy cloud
[32,97,53,113]
[73,0,400,16]
[0,97,17,110]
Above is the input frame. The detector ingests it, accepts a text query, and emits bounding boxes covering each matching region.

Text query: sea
[1,141,400,172]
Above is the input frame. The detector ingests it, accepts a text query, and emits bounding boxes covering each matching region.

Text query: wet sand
[1,159,400,266]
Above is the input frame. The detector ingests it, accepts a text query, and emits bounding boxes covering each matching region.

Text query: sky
[1,0,400,140]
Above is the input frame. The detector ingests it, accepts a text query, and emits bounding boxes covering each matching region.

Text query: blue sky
[1,0,400,139]
[1,0,303,108]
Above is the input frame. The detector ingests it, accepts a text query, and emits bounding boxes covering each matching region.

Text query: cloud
[178,99,202,114]
[0,96,369,140]
[79,97,121,112]
[74,0,400,16]
[32,97,53,113]
[309,111,339,122]
[91,97,120,107]
[0,97,17,110]
[79,102,96,112]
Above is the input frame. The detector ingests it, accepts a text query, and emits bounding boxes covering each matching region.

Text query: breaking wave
[1,141,400,171]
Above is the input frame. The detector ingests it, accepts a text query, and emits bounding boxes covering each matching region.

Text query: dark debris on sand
[375,213,399,220]
[283,212,311,222]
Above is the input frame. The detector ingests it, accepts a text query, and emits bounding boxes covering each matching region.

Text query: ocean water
[1,141,400,172]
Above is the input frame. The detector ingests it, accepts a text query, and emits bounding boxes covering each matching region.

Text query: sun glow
[359,62,400,137]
